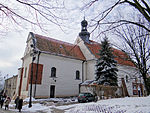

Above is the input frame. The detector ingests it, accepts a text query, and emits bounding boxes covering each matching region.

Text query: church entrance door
[50,85,55,98]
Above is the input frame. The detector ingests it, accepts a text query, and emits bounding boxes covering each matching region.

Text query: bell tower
[79,18,90,43]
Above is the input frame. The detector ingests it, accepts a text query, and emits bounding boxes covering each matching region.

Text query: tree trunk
[142,73,150,95]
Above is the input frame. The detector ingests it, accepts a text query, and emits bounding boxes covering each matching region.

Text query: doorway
[50,85,55,98]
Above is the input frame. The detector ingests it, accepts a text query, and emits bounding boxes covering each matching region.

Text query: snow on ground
[63,96,150,113]
[23,97,77,103]
[10,103,52,113]
[22,103,52,112]
[8,96,150,113]
[23,97,37,102]
[14,97,77,113]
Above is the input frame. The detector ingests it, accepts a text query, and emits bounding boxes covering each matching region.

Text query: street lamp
[28,42,38,108]
[34,51,41,98]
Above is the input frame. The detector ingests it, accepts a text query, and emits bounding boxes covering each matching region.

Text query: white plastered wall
[86,60,96,80]
[16,33,35,98]
[75,36,95,60]
[117,64,141,96]
[15,69,21,96]
[29,53,83,98]
[21,55,32,98]
[75,36,96,81]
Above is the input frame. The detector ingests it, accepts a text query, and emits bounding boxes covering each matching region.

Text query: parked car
[78,92,97,103]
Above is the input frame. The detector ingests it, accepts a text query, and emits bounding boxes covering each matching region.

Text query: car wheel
[86,98,89,103]
[94,96,98,102]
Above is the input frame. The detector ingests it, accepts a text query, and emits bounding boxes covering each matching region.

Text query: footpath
[0,108,35,113]
[0,108,21,113]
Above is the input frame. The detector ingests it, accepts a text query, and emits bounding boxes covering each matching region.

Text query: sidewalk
[0,108,34,113]
[0,108,20,113]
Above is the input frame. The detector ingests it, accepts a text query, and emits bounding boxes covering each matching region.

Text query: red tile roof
[34,34,86,60]
[33,33,135,67]
[85,40,135,67]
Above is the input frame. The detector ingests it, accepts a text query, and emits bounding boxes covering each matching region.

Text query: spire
[79,18,90,43]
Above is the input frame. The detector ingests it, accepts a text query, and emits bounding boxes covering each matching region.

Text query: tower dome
[79,18,90,43]
[81,19,88,28]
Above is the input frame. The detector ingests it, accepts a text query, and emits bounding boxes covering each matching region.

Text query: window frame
[75,70,80,80]
[51,67,56,78]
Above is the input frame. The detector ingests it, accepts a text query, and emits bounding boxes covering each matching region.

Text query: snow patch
[24,97,37,102]
[22,103,52,112]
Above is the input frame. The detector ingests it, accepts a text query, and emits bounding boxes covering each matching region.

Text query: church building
[15,19,144,99]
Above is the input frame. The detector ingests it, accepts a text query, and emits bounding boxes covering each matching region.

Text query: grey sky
[0,0,148,78]
[0,0,86,77]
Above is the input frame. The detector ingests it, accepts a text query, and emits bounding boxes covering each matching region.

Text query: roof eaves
[118,63,137,69]
[40,50,86,61]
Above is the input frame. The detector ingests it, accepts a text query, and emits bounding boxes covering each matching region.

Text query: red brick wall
[26,63,43,91]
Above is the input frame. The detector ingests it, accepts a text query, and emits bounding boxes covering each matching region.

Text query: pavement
[0,108,35,113]
[0,108,21,113]
[0,99,77,113]
[51,108,65,113]
[0,107,65,113]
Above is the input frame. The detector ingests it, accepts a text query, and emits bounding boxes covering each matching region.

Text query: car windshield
[79,93,85,96]
[79,93,92,96]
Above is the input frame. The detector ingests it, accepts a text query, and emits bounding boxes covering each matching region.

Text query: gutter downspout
[82,60,85,83]
[79,60,85,94]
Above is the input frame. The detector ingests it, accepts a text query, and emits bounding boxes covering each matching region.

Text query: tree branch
[97,20,150,32]
[125,0,150,22]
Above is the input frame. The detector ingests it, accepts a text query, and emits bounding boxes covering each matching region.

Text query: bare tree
[113,18,150,94]
[1,0,149,35]
[81,0,150,94]
[0,0,67,34]
[82,0,150,33]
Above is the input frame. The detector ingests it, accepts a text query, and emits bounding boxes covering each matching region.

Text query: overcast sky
[0,21,82,78]
[0,0,83,78]
[0,0,146,78]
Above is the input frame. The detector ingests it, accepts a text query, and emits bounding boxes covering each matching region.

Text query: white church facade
[15,19,145,99]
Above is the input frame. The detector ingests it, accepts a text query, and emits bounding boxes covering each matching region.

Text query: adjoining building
[4,75,18,99]
[15,19,145,99]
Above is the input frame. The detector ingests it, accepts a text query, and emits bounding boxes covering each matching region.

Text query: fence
[80,84,123,99]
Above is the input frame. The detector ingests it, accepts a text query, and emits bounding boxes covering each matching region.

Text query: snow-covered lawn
[64,96,150,113]
[9,96,150,113]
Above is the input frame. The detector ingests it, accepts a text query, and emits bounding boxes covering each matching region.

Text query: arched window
[76,70,80,80]
[51,67,56,77]
[126,75,129,82]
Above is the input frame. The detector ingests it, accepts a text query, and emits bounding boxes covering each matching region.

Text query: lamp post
[28,42,38,108]
[34,51,41,98]
[28,55,36,108]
